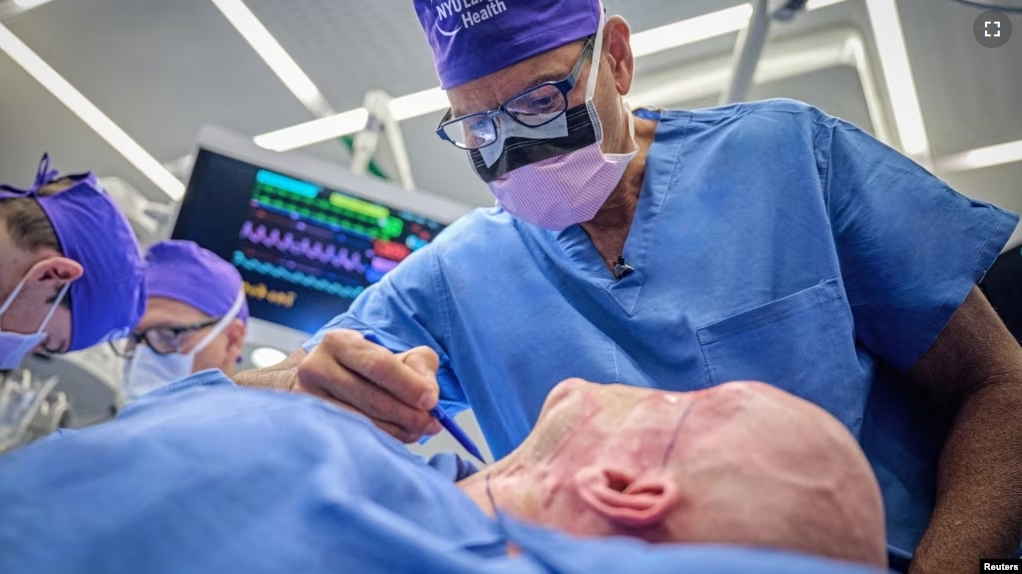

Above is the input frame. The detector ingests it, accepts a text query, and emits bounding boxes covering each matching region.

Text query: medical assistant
[306,99,1020,554]
[0,372,880,574]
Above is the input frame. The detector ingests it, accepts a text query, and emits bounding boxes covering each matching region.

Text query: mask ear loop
[0,267,70,336]
[186,289,246,358]
[0,276,31,319]
[35,282,71,337]
[584,10,607,144]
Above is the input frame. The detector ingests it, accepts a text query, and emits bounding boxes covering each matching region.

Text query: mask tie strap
[0,154,60,197]
[32,154,59,192]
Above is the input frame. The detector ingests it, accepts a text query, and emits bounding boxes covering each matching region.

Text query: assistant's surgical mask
[121,290,245,401]
[0,273,70,370]
[469,15,638,231]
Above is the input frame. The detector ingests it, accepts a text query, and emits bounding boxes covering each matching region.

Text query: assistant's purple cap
[0,154,146,351]
[413,0,601,89]
[145,240,249,325]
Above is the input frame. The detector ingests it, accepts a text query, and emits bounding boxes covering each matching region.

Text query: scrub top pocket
[696,278,867,433]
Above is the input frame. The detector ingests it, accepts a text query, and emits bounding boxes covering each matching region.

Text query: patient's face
[464,380,887,567]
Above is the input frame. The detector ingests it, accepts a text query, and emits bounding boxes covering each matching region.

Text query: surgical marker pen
[363,332,487,463]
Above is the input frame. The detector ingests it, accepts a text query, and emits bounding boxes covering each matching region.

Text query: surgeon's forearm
[233,348,305,392]
[909,380,1022,573]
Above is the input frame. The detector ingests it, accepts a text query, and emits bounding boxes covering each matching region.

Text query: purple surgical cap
[413,0,601,89]
[0,155,146,351]
[145,240,249,324]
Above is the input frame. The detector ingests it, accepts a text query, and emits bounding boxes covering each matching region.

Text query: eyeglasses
[109,317,222,358]
[435,36,595,151]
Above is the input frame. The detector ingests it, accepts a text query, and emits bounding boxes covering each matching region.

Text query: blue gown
[0,371,886,574]
[306,99,1019,556]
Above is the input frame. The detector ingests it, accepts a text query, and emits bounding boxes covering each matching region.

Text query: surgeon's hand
[293,329,444,443]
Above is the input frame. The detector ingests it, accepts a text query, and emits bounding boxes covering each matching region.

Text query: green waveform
[252,185,402,240]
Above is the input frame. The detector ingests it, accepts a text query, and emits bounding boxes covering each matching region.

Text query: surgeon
[0,369,887,573]
[0,155,145,371]
[115,240,247,401]
[236,1,1022,570]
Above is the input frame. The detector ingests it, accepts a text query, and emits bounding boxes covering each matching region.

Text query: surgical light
[0,22,186,200]
[253,0,849,152]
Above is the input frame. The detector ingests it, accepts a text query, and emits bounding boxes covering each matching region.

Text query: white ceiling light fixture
[0,0,55,19]
[938,139,1022,173]
[806,0,848,9]
[864,0,929,159]
[630,4,754,58]
[253,0,848,152]
[210,0,335,118]
[12,0,54,10]
[254,107,369,152]
[250,347,288,369]
[389,87,449,121]
[0,22,185,200]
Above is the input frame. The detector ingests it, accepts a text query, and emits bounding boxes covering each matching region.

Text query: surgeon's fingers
[322,330,439,410]
[396,346,441,410]
[297,330,440,436]
[295,375,439,443]
[297,350,439,438]
[312,392,437,443]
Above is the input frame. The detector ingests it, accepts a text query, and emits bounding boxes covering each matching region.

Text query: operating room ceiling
[0,0,1019,214]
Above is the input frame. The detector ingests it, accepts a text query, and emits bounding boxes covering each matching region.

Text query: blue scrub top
[306,99,1019,555]
[0,371,886,574]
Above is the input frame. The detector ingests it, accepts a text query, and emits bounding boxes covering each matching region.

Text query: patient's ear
[574,466,678,529]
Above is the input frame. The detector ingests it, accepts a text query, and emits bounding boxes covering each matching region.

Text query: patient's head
[458,380,886,567]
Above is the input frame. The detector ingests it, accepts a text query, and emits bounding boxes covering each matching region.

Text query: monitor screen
[173,130,467,335]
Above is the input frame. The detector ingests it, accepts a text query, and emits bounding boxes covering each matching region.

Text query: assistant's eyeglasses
[109,317,222,358]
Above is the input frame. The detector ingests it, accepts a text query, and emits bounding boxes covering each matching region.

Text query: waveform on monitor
[239,221,366,272]
[233,251,366,301]
[251,188,404,241]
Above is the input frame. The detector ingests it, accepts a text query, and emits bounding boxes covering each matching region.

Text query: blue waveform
[233,251,366,300]
[240,221,366,273]
[256,170,319,198]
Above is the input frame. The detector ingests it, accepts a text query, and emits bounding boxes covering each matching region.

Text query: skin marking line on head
[660,394,704,469]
